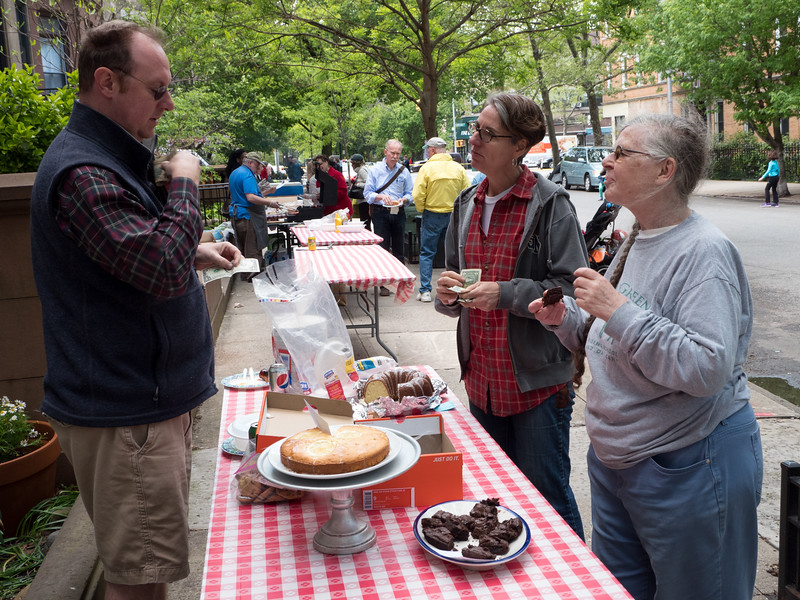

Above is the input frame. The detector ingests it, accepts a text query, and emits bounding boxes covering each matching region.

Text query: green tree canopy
[635,0,800,152]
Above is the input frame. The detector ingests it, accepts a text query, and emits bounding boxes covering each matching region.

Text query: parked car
[559,146,612,191]
[523,153,552,169]
[538,156,554,169]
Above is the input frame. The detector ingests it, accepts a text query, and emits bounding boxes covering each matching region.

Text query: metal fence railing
[198,183,229,228]
[710,142,800,182]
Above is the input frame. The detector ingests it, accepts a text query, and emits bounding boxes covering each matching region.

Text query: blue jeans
[418,210,451,293]
[469,390,584,540]
[589,404,763,600]
[371,205,406,263]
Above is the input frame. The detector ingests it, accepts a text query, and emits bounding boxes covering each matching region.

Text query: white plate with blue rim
[413,500,531,571]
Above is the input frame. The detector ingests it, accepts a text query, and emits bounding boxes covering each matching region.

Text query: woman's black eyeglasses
[468,122,512,143]
[115,69,172,100]
[613,146,651,161]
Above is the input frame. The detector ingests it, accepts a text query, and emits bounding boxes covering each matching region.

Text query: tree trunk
[529,35,561,164]
[776,136,790,197]
[420,74,439,139]
[758,121,790,197]
[584,85,604,146]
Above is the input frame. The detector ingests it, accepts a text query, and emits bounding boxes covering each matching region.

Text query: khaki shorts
[50,412,193,585]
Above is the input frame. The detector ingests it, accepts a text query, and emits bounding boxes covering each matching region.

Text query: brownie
[493,518,523,541]
[446,518,471,541]
[462,544,496,560]
[423,526,455,551]
[469,502,497,519]
[541,286,564,307]
[478,535,509,555]
[421,517,444,529]
[471,516,499,538]
[432,510,456,522]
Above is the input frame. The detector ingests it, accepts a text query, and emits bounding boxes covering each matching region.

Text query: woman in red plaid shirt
[435,93,589,538]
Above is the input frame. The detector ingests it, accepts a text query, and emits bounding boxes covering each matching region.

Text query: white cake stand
[257,427,421,554]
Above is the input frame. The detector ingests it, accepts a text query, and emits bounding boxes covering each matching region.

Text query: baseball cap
[426,137,447,149]
[351,154,364,162]
[243,152,265,165]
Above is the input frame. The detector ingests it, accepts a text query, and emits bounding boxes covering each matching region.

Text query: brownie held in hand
[541,286,564,307]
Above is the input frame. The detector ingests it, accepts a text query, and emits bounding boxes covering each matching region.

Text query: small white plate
[413,500,531,571]
[267,426,402,480]
[221,373,269,389]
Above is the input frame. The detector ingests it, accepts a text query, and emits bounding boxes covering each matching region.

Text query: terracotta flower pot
[0,420,61,537]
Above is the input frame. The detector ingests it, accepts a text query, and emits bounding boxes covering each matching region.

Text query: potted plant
[0,397,61,537]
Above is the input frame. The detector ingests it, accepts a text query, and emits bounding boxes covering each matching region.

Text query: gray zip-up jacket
[434,174,588,401]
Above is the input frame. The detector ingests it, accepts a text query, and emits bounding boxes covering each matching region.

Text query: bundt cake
[363,367,434,403]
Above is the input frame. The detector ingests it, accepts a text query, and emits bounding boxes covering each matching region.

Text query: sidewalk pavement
[695,179,800,203]
[170,244,797,599]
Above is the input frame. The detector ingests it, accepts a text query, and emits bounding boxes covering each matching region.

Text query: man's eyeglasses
[116,69,172,100]
[468,122,512,143]
[613,146,651,161]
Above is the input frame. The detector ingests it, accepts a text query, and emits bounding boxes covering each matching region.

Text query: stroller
[583,200,626,274]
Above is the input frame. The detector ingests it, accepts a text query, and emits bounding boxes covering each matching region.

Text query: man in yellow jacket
[412,137,472,302]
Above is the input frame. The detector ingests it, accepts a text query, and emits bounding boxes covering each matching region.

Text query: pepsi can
[268,362,289,392]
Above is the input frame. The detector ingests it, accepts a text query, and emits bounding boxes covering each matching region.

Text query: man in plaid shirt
[30,20,240,599]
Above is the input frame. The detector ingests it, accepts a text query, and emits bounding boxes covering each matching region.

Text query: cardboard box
[356,413,463,509]
[255,393,353,452]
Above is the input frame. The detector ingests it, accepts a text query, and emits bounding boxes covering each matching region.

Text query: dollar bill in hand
[461,268,481,287]
[449,268,481,293]
[200,258,260,285]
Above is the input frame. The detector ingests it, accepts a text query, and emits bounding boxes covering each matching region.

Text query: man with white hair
[365,139,414,294]
[412,137,471,302]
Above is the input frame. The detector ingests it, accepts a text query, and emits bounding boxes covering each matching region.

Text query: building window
[715,101,724,140]
[781,118,790,136]
[15,0,32,66]
[621,57,628,90]
[0,15,8,70]
[38,16,67,91]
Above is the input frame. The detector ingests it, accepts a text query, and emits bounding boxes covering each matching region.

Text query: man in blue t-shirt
[228,152,280,277]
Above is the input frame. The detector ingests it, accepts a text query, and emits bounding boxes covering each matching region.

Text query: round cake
[280,425,391,475]
[363,367,434,403]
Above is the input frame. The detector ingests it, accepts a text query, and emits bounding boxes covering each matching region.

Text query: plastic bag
[305,209,351,231]
[253,259,359,399]
[232,452,304,505]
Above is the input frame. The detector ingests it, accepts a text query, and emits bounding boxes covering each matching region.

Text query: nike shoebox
[355,413,463,509]
[255,393,353,452]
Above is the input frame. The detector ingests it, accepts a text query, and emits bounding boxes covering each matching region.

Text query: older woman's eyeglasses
[115,69,172,100]
[613,146,651,161]
[468,122,512,143]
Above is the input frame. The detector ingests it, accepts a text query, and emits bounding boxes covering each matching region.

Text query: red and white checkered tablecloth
[293,244,416,304]
[291,227,384,247]
[200,367,633,600]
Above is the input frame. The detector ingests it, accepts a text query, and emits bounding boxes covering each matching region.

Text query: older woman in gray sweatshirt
[530,114,762,600]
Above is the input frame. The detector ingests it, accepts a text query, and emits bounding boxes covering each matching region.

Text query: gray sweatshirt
[553,211,753,469]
